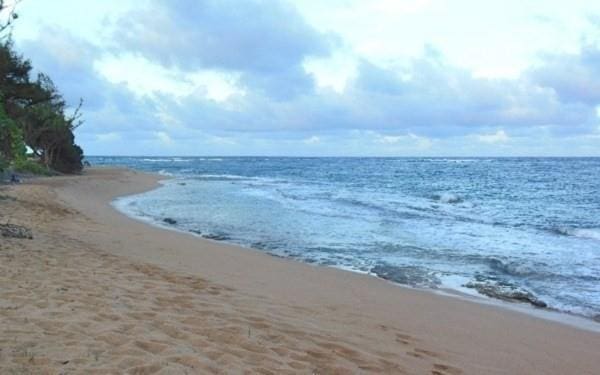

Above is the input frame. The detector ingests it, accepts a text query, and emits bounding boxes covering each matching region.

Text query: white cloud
[477,130,510,144]
[304,136,321,144]
[370,0,433,15]
[304,53,358,93]
[155,131,173,145]
[95,132,121,142]
[210,137,237,146]
[371,132,433,150]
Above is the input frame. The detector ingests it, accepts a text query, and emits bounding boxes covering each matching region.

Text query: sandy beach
[0,168,599,374]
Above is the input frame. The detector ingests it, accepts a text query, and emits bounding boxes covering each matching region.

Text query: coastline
[1,167,599,374]
[113,170,600,332]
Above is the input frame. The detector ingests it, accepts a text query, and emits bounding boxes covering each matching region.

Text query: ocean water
[90,156,600,320]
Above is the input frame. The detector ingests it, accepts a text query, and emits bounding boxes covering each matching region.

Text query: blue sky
[4,0,600,156]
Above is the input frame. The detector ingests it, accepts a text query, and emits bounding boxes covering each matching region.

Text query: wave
[552,227,600,241]
[142,158,190,162]
[433,192,463,204]
[196,174,250,180]
[420,158,491,163]
[142,158,173,162]
[486,258,546,278]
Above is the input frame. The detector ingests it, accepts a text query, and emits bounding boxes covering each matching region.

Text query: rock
[371,264,440,288]
[202,233,230,241]
[163,217,177,225]
[464,281,547,308]
[0,223,33,239]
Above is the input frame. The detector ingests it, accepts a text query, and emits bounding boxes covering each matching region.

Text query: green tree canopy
[0,3,84,174]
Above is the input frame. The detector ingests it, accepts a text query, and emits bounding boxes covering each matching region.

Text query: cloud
[17,27,163,146]
[95,132,122,142]
[477,130,510,144]
[147,41,599,142]
[113,0,335,99]
[529,44,600,105]
[18,26,106,110]
[303,136,321,144]
[11,2,600,156]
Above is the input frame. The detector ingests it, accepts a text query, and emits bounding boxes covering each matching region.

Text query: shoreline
[2,167,599,373]
[112,170,600,332]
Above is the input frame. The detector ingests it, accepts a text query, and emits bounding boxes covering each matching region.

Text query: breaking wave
[552,227,600,241]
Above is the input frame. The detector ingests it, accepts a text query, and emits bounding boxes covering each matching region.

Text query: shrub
[13,159,52,176]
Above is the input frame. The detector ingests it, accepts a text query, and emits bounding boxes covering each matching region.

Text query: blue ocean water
[90,156,600,319]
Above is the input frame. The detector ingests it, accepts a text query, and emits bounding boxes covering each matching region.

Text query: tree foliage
[0,2,84,174]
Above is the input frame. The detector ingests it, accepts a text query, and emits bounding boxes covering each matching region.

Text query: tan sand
[0,167,599,374]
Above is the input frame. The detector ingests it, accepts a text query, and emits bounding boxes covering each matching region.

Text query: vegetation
[0,1,84,175]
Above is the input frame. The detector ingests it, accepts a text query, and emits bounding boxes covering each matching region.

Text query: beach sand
[0,168,599,374]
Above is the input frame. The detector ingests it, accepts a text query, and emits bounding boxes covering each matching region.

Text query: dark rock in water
[177,182,186,186]
[190,229,202,235]
[163,217,177,225]
[371,264,440,288]
[0,223,33,239]
[464,281,547,308]
[592,315,600,323]
[202,233,230,241]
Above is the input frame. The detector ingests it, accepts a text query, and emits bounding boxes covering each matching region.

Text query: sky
[4,0,600,156]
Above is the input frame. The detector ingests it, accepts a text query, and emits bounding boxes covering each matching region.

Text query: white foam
[438,192,462,204]
[142,158,172,162]
[198,174,248,180]
[556,227,600,241]
[570,228,600,241]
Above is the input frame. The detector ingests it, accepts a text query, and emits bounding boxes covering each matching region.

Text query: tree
[0,24,84,174]
[0,96,25,163]
[0,0,19,35]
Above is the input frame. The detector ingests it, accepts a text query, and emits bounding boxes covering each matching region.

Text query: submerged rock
[371,264,440,288]
[465,281,547,308]
[163,217,177,225]
[202,233,230,241]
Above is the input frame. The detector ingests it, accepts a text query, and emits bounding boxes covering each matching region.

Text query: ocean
[89,156,600,320]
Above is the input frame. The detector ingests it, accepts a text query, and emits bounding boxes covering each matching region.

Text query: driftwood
[0,223,33,239]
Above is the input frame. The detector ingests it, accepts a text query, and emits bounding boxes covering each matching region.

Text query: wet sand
[0,167,599,374]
